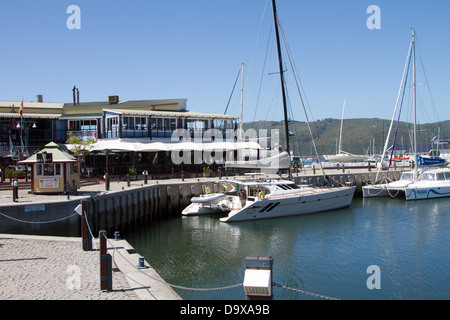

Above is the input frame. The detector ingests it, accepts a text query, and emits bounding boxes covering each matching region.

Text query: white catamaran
[362,29,449,200]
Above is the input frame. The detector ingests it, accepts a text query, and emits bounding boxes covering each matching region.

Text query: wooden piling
[99,230,112,291]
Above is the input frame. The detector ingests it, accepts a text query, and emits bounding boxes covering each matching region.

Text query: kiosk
[19,142,82,194]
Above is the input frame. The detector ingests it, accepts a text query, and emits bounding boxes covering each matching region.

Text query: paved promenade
[0,234,137,300]
[0,234,181,300]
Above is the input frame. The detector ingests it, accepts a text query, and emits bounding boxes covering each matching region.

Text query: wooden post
[99,230,112,291]
[81,201,92,251]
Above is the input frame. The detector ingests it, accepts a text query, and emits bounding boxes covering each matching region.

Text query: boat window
[445,172,450,180]
[289,184,300,189]
[420,173,435,181]
[277,184,288,190]
[437,173,446,181]
[400,173,414,180]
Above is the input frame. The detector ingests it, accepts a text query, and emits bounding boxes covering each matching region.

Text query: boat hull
[405,185,450,200]
[182,193,227,216]
[362,185,405,198]
[220,187,356,222]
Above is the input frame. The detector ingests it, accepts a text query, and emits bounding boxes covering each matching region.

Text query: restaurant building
[0,94,257,177]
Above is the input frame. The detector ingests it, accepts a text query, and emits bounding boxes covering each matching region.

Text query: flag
[19,99,23,117]
[9,135,13,154]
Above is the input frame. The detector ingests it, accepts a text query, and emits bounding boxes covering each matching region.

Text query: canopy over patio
[89,139,261,153]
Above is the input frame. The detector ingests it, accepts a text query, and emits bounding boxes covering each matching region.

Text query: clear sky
[0,0,449,124]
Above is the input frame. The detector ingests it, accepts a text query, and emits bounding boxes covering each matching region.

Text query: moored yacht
[182,177,355,222]
[362,169,420,198]
[405,168,450,200]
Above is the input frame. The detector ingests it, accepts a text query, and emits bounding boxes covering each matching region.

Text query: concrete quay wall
[0,179,217,237]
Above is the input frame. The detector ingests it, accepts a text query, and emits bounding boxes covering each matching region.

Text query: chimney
[36,94,43,103]
[108,95,119,104]
[72,86,77,105]
[76,88,80,105]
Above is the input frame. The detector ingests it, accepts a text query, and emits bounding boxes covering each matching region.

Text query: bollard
[114,231,121,241]
[99,230,112,291]
[137,256,147,269]
[80,201,92,251]
[12,180,19,202]
[144,170,148,184]
[104,173,110,191]
[127,174,130,187]
[243,255,273,299]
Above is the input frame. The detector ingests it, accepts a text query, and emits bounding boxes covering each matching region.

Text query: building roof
[0,101,64,110]
[19,142,78,164]
[0,98,239,121]
[0,112,62,119]
[63,98,187,111]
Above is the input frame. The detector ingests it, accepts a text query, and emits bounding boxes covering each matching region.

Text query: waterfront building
[1,95,252,177]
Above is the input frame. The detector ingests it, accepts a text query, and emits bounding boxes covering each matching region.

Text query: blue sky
[0,0,449,123]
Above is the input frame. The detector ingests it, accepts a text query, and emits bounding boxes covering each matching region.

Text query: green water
[126,196,450,300]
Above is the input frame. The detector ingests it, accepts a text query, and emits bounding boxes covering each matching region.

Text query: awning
[91,139,168,152]
[0,113,62,119]
[90,139,261,153]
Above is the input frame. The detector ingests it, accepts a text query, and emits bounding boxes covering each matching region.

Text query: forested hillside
[243,119,450,157]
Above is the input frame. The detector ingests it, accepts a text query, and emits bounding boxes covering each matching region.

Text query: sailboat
[363,29,449,199]
[182,0,356,222]
[323,100,367,163]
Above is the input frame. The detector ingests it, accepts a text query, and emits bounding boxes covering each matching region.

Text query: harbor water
[126,196,450,300]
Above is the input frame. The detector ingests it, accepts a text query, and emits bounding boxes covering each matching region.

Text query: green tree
[65,132,95,160]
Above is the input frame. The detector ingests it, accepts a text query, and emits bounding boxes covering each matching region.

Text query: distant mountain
[243,118,450,157]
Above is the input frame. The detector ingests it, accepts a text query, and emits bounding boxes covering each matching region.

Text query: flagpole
[20,96,24,153]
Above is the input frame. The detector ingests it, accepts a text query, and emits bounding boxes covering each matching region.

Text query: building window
[68,119,97,141]
[106,116,119,138]
[36,163,62,177]
[122,117,147,131]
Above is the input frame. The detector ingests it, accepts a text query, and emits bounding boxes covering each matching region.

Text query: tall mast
[239,63,244,142]
[271,0,292,178]
[339,100,346,154]
[412,28,418,179]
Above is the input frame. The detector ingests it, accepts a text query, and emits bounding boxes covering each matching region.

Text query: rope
[105,234,340,298]
[105,236,243,293]
[272,282,340,300]
[0,211,79,224]
[84,218,338,299]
